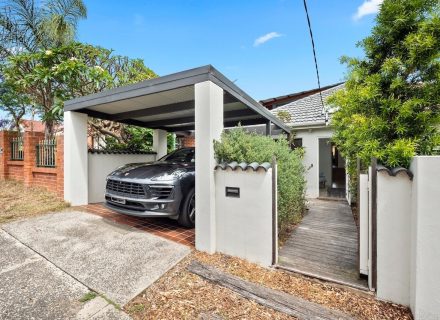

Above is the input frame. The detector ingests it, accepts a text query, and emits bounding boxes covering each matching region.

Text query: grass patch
[0,179,69,224]
[79,291,97,303]
[126,303,145,314]
[99,293,121,310]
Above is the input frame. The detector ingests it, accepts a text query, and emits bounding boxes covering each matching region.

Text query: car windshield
[160,148,195,163]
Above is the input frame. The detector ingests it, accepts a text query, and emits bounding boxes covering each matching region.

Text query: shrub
[214,128,306,239]
[328,0,440,196]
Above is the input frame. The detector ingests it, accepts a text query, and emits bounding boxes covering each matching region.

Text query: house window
[292,138,303,149]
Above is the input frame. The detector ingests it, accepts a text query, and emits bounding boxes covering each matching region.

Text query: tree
[2,42,157,136]
[0,0,87,59]
[0,81,30,131]
[328,0,440,180]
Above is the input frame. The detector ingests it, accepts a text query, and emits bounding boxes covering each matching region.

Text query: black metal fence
[10,136,24,160]
[36,139,57,167]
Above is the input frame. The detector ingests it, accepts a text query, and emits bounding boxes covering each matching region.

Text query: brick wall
[180,136,195,147]
[0,131,64,198]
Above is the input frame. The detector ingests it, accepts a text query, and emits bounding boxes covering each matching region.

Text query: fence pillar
[23,132,44,187]
[0,131,11,179]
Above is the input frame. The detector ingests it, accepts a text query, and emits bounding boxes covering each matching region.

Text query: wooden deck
[278,199,368,290]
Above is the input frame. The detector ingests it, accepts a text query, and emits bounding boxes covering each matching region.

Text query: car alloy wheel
[189,194,195,224]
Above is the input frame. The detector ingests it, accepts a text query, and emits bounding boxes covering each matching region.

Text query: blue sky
[77,0,381,100]
[0,0,381,121]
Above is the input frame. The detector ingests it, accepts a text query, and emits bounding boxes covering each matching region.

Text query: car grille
[148,185,174,199]
[106,179,146,198]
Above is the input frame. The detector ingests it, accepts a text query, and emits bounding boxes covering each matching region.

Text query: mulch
[125,251,412,320]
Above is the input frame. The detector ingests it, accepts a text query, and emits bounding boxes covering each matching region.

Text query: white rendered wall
[215,168,274,266]
[88,153,156,203]
[359,173,369,276]
[194,81,223,253]
[318,138,332,188]
[376,171,412,305]
[368,167,373,290]
[64,111,88,206]
[410,156,440,319]
[153,129,168,159]
[294,127,333,198]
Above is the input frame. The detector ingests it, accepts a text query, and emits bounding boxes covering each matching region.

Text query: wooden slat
[278,199,368,290]
[188,261,354,320]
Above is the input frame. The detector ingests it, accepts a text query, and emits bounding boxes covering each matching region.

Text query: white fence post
[410,156,440,319]
[215,164,274,266]
[359,173,369,277]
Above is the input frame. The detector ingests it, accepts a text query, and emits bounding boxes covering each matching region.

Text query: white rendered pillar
[195,81,224,253]
[64,111,88,205]
[410,156,440,319]
[153,129,168,159]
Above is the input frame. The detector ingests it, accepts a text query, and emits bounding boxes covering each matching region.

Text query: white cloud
[253,32,282,47]
[353,0,383,21]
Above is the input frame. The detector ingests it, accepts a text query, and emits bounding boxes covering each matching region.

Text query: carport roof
[64,65,290,133]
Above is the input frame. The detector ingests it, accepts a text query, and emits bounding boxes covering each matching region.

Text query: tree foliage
[0,81,30,130]
[328,0,440,174]
[102,126,176,153]
[214,127,306,240]
[0,0,87,59]
[1,42,157,135]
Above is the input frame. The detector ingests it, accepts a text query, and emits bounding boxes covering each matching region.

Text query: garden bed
[125,251,412,320]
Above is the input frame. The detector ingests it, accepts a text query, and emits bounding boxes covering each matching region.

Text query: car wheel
[178,188,195,228]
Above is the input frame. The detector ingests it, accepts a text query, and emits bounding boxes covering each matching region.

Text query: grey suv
[105,148,195,227]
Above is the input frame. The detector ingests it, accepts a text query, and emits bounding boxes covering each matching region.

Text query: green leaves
[214,127,306,237]
[0,0,87,58]
[1,42,158,135]
[329,0,440,177]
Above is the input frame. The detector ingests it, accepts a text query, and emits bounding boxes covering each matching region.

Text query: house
[20,120,46,133]
[264,83,346,199]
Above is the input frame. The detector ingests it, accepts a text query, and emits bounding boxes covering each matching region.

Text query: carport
[64,65,289,252]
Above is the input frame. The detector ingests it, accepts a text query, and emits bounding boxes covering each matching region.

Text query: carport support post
[195,81,224,253]
[152,129,168,159]
[64,111,88,205]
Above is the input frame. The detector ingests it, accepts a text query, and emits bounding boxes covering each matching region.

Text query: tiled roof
[20,120,46,132]
[215,162,272,172]
[271,83,345,127]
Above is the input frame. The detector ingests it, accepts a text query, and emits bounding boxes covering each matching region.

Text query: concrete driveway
[0,210,190,320]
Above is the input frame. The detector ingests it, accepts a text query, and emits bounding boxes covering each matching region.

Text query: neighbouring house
[20,120,46,133]
[263,83,346,199]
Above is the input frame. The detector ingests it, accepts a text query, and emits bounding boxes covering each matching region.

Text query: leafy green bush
[214,128,306,238]
[328,0,440,189]
[104,126,176,153]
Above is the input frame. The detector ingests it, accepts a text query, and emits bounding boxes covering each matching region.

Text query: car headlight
[151,169,187,181]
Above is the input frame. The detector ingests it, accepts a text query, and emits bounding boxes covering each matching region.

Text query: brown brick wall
[32,171,57,193]
[0,131,64,198]
[181,136,195,147]
[7,162,24,181]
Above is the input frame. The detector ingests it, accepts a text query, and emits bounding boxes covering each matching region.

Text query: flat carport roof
[64,65,290,133]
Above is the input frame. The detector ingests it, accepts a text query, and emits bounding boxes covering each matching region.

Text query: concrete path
[278,199,368,290]
[0,210,190,320]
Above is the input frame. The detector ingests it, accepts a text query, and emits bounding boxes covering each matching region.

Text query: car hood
[108,161,194,180]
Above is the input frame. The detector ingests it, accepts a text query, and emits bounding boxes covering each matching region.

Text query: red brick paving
[79,203,195,247]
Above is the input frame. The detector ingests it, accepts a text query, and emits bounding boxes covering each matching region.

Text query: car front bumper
[104,185,183,219]
[104,201,179,218]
